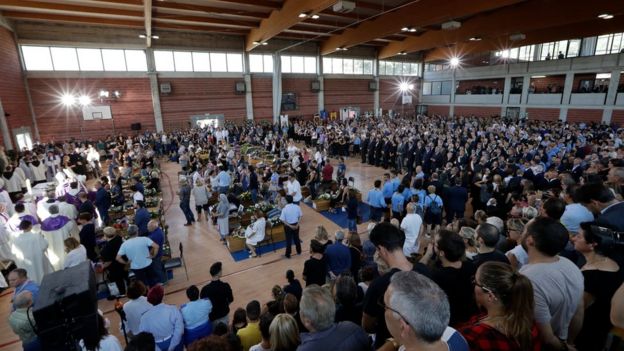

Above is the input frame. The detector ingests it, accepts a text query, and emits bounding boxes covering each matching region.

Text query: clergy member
[11,220,53,284]
[41,205,78,270]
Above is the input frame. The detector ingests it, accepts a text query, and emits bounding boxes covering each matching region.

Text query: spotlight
[253,41,268,46]
[99,90,109,98]
[469,36,482,41]
[408,84,414,90]
[401,26,416,33]
[449,57,460,67]
[139,34,146,38]
[61,94,75,106]
[113,90,121,98]
[78,95,91,106]
[311,14,319,19]
[336,47,348,51]
[401,27,409,32]
[298,13,308,18]
[151,35,159,39]
[399,82,409,92]
[398,51,407,56]
[598,13,614,19]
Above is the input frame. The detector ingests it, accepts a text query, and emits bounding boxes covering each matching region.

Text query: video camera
[589,224,624,247]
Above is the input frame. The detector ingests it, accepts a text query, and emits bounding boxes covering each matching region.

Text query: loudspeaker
[33,261,98,351]
[160,82,172,94]
[368,80,378,91]
[131,123,142,130]
[235,81,246,94]
[311,80,321,92]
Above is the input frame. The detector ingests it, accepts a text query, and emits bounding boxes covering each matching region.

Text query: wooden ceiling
[0,0,622,62]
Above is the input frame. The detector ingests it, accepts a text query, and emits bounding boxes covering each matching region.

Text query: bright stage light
[61,94,75,106]
[408,84,414,90]
[399,82,409,91]
[78,95,91,106]
[450,57,460,67]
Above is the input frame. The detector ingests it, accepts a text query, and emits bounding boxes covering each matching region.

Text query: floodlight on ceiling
[598,13,614,19]
[311,14,320,19]
[469,36,482,41]
[298,12,308,18]
[61,94,75,106]
[401,26,416,33]
[253,41,268,46]
[139,34,159,39]
[398,51,407,56]
[336,47,348,51]
[449,57,460,67]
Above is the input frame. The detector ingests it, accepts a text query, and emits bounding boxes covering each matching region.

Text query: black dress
[575,269,623,351]
[303,256,327,286]
[100,236,128,295]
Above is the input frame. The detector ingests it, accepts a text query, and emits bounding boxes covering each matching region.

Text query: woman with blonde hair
[474,210,488,225]
[269,313,300,351]
[63,237,87,269]
[313,225,332,253]
[459,226,478,260]
[460,262,540,350]
[499,218,527,253]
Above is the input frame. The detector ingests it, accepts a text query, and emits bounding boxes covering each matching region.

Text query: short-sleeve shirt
[280,203,302,225]
[520,257,584,340]
[303,256,327,286]
[117,237,154,270]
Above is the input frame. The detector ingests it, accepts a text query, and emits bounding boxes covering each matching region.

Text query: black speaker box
[368,80,378,91]
[235,81,246,94]
[131,123,142,130]
[33,261,98,351]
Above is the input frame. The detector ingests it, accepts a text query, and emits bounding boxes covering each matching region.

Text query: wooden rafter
[245,0,338,51]
[379,0,624,59]
[153,2,269,19]
[2,10,144,27]
[320,0,523,55]
[0,0,143,18]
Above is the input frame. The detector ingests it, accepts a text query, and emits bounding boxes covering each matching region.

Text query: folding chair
[164,242,189,281]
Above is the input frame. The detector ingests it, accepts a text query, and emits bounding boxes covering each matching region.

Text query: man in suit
[578,182,624,231]
[360,136,369,164]
[94,180,111,225]
[445,179,468,223]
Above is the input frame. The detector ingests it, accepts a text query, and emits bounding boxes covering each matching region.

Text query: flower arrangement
[317,193,331,200]
[239,191,252,201]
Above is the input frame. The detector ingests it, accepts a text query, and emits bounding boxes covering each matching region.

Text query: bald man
[9,291,40,350]
[147,220,165,283]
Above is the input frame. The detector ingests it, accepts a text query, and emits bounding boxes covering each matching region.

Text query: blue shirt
[366,188,386,209]
[217,171,231,187]
[118,236,154,270]
[12,280,39,311]
[148,227,165,259]
[424,194,443,208]
[391,177,401,192]
[181,299,212,329]
[135,208,151,236]
[560,203,595,233]
[140,303,184,347]
[280,203,302,224]
[382,181,394,199]
[402,188,412,203]
[324,242,351,275]
[391,193,404,213]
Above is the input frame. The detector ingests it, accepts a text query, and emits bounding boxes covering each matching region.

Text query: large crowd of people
[1,113,624,351]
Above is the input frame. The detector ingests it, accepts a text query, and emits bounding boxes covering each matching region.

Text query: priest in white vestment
[11,220,53,284]
[0,179,13,212]
[37,190,59,221]
[40,205,78,270]
[57,197,79,220]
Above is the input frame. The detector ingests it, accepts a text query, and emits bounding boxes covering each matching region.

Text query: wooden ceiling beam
[143,0,152,47]
[379,0,624,59]
[153,2,268,19]
[153,16,257,29]
[0,0,143,17]
[2,10,144,27]
[245,0,337,51]
[320,0,523,55]
[211,0,280,10]
[424,17,624,62]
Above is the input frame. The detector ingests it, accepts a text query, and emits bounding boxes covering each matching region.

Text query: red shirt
[459,314,542,351]
[322,164,333,181]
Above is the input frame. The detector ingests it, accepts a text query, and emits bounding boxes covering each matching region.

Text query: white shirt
[123,296,153,335]
[64,245,87,269]
[133,191,144,205]
[286,180,302,202]
[80,334,123,351]
[400,213,423,256]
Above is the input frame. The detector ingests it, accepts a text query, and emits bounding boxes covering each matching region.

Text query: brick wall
[0,27,31,148]
[454,106,501,117]
[28,78,154,141]
[566,109,603,124]
[612,110,624,127]
[427,105,450,116]
[526,108,560,121]
[251,76,272,120]
[281,77,318,117]
[159,78,246,130]
[324,78,375,115]
[530,75,565,94]
[456,78,504,94]
[572,73,598,92]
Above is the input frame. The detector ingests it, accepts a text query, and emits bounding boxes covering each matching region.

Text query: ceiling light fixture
[139,34,159,39]
[78,95,92,106]
[469,36,482,41]
[253,41,268,46]
[531,75,546,78]
[598,13,614,19]
[311,14,320,19]
[139,34,146,38]
[298,12,308,18]
[398,51,407,56]
[401,26,416,33]
[336,47,348,51]
[449,57,460,67]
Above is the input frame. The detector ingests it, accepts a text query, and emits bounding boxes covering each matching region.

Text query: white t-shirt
[80,334,123,351]
[400,213,423,256]
[249,344,271,351]
[286,180,302,202]
[506,244,528,269]
[133,191,144,204]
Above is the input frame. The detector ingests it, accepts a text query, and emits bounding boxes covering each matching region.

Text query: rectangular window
[263,55,273,73]
[226,53,243,72]
[610,33,623,54]
[595,35,610,55]
[101,49,127,71]
[76,48,103,71]
[210,53,227,72]
[154,50,175,71]
[50,47,79,70]
[332,58,343,74]
[124,50,147,71]
[192,52,211,72]
[290,56,304,73]
[379,61,388,75]
[567,40,581,57]
[173,51,193,72]
[353,59,363,74]
[423,82,432,95]
[379,60,421,75]
[281,56,291,73]
[343,59,354,74]
[249,54,264,73]
[431,81,442,95]
[363,60,373,75]
[441,81,452,95]
[323,57,332,74]
[304,57,316,74]
[22,46,54,71]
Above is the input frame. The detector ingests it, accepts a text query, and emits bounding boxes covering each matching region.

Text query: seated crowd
[2,114,624,351]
